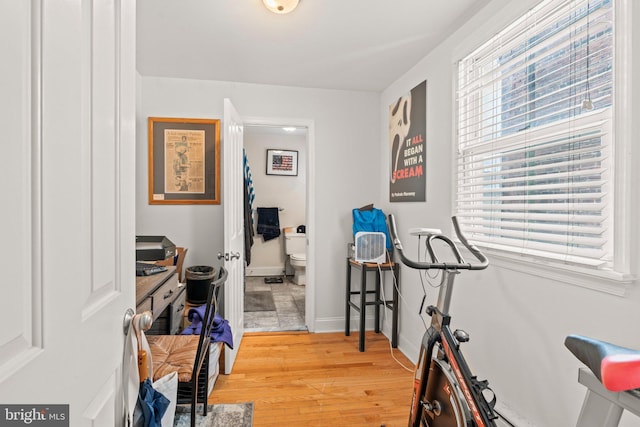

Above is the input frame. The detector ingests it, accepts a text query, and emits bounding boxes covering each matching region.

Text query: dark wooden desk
[136,266,186,334]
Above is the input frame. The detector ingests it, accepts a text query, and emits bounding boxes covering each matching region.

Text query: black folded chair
[147,266,228,427]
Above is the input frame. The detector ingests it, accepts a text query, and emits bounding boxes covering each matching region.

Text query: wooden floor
[209,331,415,427]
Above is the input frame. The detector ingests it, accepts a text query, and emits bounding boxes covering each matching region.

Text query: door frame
[242,116,316,332]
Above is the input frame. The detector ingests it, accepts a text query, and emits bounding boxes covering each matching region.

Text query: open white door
[222,99,245,373]
[0,1,136,425]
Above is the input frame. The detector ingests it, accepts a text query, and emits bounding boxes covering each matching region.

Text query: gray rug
[174,403,253,427]
[245,291,276,312]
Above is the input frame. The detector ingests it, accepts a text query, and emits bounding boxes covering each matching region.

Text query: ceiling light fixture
[262,0,299,14]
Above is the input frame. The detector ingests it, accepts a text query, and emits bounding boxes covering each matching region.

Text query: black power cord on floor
[494,408,518,427]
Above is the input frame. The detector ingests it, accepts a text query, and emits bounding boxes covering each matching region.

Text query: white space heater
[354,232,387,264]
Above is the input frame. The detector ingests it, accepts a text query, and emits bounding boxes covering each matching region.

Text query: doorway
[241,119,313,332]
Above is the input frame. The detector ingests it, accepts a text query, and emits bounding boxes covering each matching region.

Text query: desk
[345,258,399,352]
[136,266,186,334]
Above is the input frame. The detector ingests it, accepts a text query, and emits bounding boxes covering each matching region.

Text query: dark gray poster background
[389,80,427,202]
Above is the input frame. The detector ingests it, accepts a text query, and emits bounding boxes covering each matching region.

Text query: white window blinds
[456,0,614,269]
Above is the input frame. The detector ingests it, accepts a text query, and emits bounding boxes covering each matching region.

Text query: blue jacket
[352,208,392,250]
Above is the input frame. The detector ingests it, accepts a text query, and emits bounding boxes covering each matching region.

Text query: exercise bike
[387,214,498,427]
[388,213,640,427]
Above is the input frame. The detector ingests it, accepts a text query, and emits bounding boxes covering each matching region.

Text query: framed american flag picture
[266,149,298,176]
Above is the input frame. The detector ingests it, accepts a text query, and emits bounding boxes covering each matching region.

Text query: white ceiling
[136,0,491,92]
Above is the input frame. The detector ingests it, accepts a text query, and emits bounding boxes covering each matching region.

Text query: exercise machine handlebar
[388,214,488,271]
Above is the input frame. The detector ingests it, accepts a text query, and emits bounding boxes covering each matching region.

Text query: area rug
[174,403,253,427]
[245,291,276,312]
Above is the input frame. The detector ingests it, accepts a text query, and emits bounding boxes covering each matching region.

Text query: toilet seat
[290,253,306,262]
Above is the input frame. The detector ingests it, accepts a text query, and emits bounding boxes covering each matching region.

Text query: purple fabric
[181,305,233,349]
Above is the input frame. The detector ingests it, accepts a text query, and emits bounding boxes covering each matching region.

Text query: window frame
[451,0,635,295]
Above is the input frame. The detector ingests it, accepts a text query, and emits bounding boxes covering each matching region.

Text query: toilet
[284,227,306,285]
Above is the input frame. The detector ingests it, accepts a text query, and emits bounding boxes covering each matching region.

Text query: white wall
[244,129,307,276]
[380,1,640,426]
[136,77,380,330]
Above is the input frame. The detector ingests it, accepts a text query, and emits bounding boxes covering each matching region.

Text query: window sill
[483,248,635,297]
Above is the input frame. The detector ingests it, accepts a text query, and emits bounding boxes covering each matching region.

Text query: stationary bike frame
[388,214,497,427]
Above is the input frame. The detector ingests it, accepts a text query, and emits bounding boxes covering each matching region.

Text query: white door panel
[223,99,245,373]
[0,0,42,381]
[0,1,136,425]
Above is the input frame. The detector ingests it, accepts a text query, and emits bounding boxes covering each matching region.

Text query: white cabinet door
[222,99,245,373]
[0,0,136,425]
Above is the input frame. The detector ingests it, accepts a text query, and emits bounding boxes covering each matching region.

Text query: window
[455,0,625,276]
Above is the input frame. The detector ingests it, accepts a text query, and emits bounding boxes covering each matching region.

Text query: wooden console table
[136,266,186,334]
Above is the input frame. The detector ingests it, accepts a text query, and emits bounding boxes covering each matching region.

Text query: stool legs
[374,270,381,334]
[345,259,400,352]
[359,264,366,352]
[345,259,351,336]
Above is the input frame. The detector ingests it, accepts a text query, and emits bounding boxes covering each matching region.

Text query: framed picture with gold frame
[148,117,221,204]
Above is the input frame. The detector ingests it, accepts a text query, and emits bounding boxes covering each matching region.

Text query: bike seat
[565,334,640,392]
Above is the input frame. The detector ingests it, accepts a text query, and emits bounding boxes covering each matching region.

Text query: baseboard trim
[494,402,536,427]
[245,266,285,277]
[313,316,389,334]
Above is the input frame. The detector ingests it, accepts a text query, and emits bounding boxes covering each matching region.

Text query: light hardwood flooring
[209,331,415,427]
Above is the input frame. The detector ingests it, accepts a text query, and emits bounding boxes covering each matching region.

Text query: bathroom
[243,124,307,332]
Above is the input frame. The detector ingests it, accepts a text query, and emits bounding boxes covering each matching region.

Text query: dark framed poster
[266,149,298,176]
[389,80,426,202]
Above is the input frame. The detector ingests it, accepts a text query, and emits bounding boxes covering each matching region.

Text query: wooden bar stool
[345,257,399,352]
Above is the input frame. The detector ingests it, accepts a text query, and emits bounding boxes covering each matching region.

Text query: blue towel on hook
[243,149,255,226]
[257,207,281,241]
